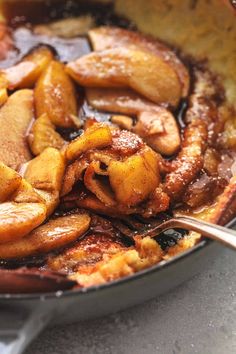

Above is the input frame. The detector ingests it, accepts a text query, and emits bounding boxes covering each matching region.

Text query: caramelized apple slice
[111,115,133,130]
[0,74,8,88]
[61,158,89,197]
[0,88,8,107]
[64,126,163,214]
[84,161,116,206]
[87,88,180,155]
[71,193,122,216]
[24,148,66,215]
[11,179,44,204]
[28,113,66,156]
[64,191,141,217]
[0,161,48,244]
[0,163,22,202]
[0,202,46,244]
[86,88,162,115]
[108,147,160,206]
[0,89,33,170]
[35,60,80,128]
[88,26,190,97]
[0,46,54,90]
[25,148,65,192]
[0,213,91,259]
[133,110,181,156]
[66,48,182,107]
[66,123,112,161]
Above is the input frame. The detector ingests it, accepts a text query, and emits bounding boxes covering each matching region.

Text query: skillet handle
[0,303,54,354]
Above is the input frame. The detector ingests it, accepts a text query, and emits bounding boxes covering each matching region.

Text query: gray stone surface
[26,248,236,354]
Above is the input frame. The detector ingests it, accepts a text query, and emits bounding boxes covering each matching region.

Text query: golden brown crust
[47,232,125,274]
[69,236,163,287]
[164,118,207,200]
[164,68,224,200]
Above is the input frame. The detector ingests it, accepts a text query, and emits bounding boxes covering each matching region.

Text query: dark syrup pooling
[0,1,189,268]
[1,0,134,28]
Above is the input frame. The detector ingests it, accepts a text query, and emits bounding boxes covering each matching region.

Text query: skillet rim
[0,237,210,300]
[1,214,235,300]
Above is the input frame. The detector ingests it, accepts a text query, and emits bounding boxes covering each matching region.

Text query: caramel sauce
[1,0,125,27]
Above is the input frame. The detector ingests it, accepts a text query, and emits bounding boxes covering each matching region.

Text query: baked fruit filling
[0,16,235,291]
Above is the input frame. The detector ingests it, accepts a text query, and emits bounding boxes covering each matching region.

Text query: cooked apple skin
[0,46,54,90]
[35,60,80,128]
[0,213,91,259]
[28,113,65,156]
[0,89,34,170]
[66,47,182,107]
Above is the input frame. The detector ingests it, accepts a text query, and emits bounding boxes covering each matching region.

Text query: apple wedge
[0,46,54,90]
[24,148,66,216]
[0,213,91,259]
[28,113,66,156]
[66,48,182,107]
[35,60,80,128]
[0,89,34,170]
[89,26,190,97]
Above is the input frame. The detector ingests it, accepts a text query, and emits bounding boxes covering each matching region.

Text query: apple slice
[66,47,182,107]
[0,213,91,259]
[89,26,190,97]
[0,89,34,170]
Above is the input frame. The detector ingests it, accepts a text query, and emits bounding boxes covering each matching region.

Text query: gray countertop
[26,248,236,354]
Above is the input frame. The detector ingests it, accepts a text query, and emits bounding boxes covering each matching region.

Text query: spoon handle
[168,216,236,250]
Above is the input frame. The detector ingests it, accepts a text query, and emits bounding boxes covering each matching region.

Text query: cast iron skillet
[0,1,236,353]
[1,218,236,354]
[0,237,223,354]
